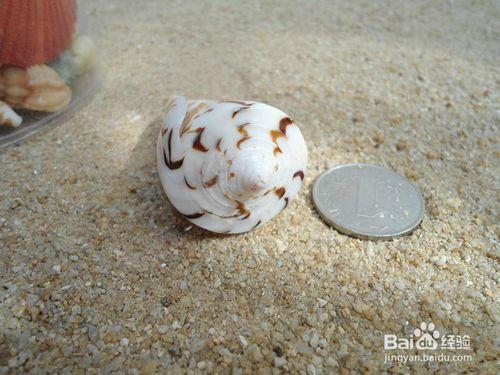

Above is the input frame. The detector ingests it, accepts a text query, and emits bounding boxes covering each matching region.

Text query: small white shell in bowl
[156,96,307,234]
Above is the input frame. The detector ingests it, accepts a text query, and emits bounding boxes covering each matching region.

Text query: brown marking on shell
[194,107,213,120]
[263,189,274,196]
[274,164,278,171]
[232,104,252,119]
[184,126,205,135]
[214,200,251,219]
[236,201,251,219]
[165,99,176,113]
[279,117,294,135]
[273,146,282,156]
[270,129,285,145]
[275,187,286,199]
[229,172,236,178]
[216,138,223,152]
[180,102,209,136]
[183,212,205,219]
[237,123,250,149]
[203,176,218,188]
[293,170,305,180]
[236,138,249,149]
[220,100,251,106]
[163,129,184,170]
[184,176,196,190]
[163,149,184,170]
[251,220,262,230]
[193,127,209,152]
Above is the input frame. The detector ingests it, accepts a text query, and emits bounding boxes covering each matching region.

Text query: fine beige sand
[1,0,498,373]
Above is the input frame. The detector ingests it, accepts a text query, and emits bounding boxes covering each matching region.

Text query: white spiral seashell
[156,96,308,233]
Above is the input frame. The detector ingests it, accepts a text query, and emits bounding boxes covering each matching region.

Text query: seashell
[0,0,77,67]
[0,64,71,112]
[0,100,22,127]
[48,50,76,85]
[157,96,308,234]
[70,35,97,75]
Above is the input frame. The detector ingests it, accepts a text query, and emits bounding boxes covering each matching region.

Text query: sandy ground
[1,0,499,373]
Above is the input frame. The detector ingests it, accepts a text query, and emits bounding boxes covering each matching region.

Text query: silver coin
[312,164,425,240]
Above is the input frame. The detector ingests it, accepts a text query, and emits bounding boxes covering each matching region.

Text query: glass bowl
[0,0,100,150]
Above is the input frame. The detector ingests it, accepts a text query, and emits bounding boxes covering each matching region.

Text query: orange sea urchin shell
[0,0,77,68]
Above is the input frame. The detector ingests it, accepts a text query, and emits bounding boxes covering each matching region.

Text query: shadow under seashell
[0,0,77,67]
[122,116,228,241]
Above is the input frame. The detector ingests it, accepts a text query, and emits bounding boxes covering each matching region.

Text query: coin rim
[312,163,425,241]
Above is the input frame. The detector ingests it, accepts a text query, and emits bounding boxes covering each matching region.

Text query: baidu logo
[384,321,471,351]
